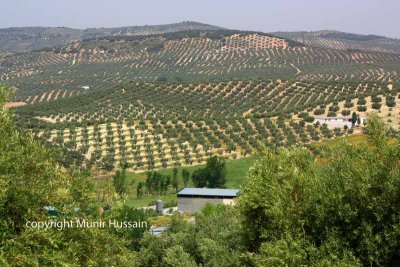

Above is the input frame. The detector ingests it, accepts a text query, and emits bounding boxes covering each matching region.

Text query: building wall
[315,118,352,128]
[178,197,235,213]
[315,117,365,129]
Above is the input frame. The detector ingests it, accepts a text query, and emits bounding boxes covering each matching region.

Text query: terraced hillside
[15,79,399,171]
[0,21,222,53]
[2,30,400,103]
[274,30,400,54]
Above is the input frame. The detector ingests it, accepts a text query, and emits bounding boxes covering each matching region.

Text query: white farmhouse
[315,116,365,128]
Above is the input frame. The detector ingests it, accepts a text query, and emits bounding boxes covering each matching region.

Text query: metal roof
[177,188,239,197]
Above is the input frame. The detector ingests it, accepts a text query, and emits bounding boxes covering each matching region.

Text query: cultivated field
[2,30,399,104]
[0,21,222,53]
[14,79,399,171]
[3,27,399,171]
[274,30,400,54]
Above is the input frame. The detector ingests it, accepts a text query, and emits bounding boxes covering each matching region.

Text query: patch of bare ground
[35,116,57,123]
[243,108,253,116]
[4,102,26,108]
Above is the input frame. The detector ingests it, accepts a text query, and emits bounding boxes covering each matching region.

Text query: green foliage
[191,168,209,188]
[138,205,244,267]
[182,168,190,187]
[357,98,367,105]
[372,102,382,110]
[0,85,137,266]
[147,43,164,53]
[304,115,315,123]
[192,156,227,188]
[14,79,389,171]
[386,98,396,107]
[113,167,128,196]
[352,111,358,124]
[238,114,400,266]
[162,246,197,267]
[111,205,150,251]
[313,108,325,115]
[327,111,336,117]
[342,109,351,116]
[136,181,144,197]
[344,101,354,108]
[172,168,179,191]
[144,171,172,195]
[0,22,222,53]
[357,105,367,112]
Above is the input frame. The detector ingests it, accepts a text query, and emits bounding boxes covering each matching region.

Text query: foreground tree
[0,86,137,266]
[138,204,244,267]
[238,113,400,266]
[112,205,150,251]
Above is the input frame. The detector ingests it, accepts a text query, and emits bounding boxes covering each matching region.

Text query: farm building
[315,116,365,128]
[177,188,240,213]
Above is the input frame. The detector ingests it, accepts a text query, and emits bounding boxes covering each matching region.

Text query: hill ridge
[0,21,224,53]
[273,30,400,54]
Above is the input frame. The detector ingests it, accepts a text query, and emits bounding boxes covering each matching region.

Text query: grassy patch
[311,134,369,148]
[91,156,257,208]
[149,216,172,227]
[124,194,177,208]
[131,156,256,189]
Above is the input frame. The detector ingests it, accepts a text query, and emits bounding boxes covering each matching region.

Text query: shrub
[357,106,367,112]
[341,109,351,116]
[357,99,366,105]
[372,96,382,103]
[314,109,325,115]
[327,111,336,117]
[344,101,354,108]
[238,114,400,266]
[304,116,315,123]
[372,103,382,110]
[386,100,396,107]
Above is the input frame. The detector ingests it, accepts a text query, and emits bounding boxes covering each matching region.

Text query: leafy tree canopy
[138,113,400,266]
[238,113,400,266]
[0,85,140,266]
[192,156,227,188]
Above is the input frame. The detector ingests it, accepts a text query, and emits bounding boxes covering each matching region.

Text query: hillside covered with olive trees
[2,85,399,265]
[1,22,398,175]
[1,8,400,264]
[0,21,223,53]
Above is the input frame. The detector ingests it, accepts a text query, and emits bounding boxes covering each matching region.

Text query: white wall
[315,118,352,128]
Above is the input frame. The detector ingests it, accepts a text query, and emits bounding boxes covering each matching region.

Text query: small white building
[81,86,90,90]
[177,188,239,213]
[315,116,365,128]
